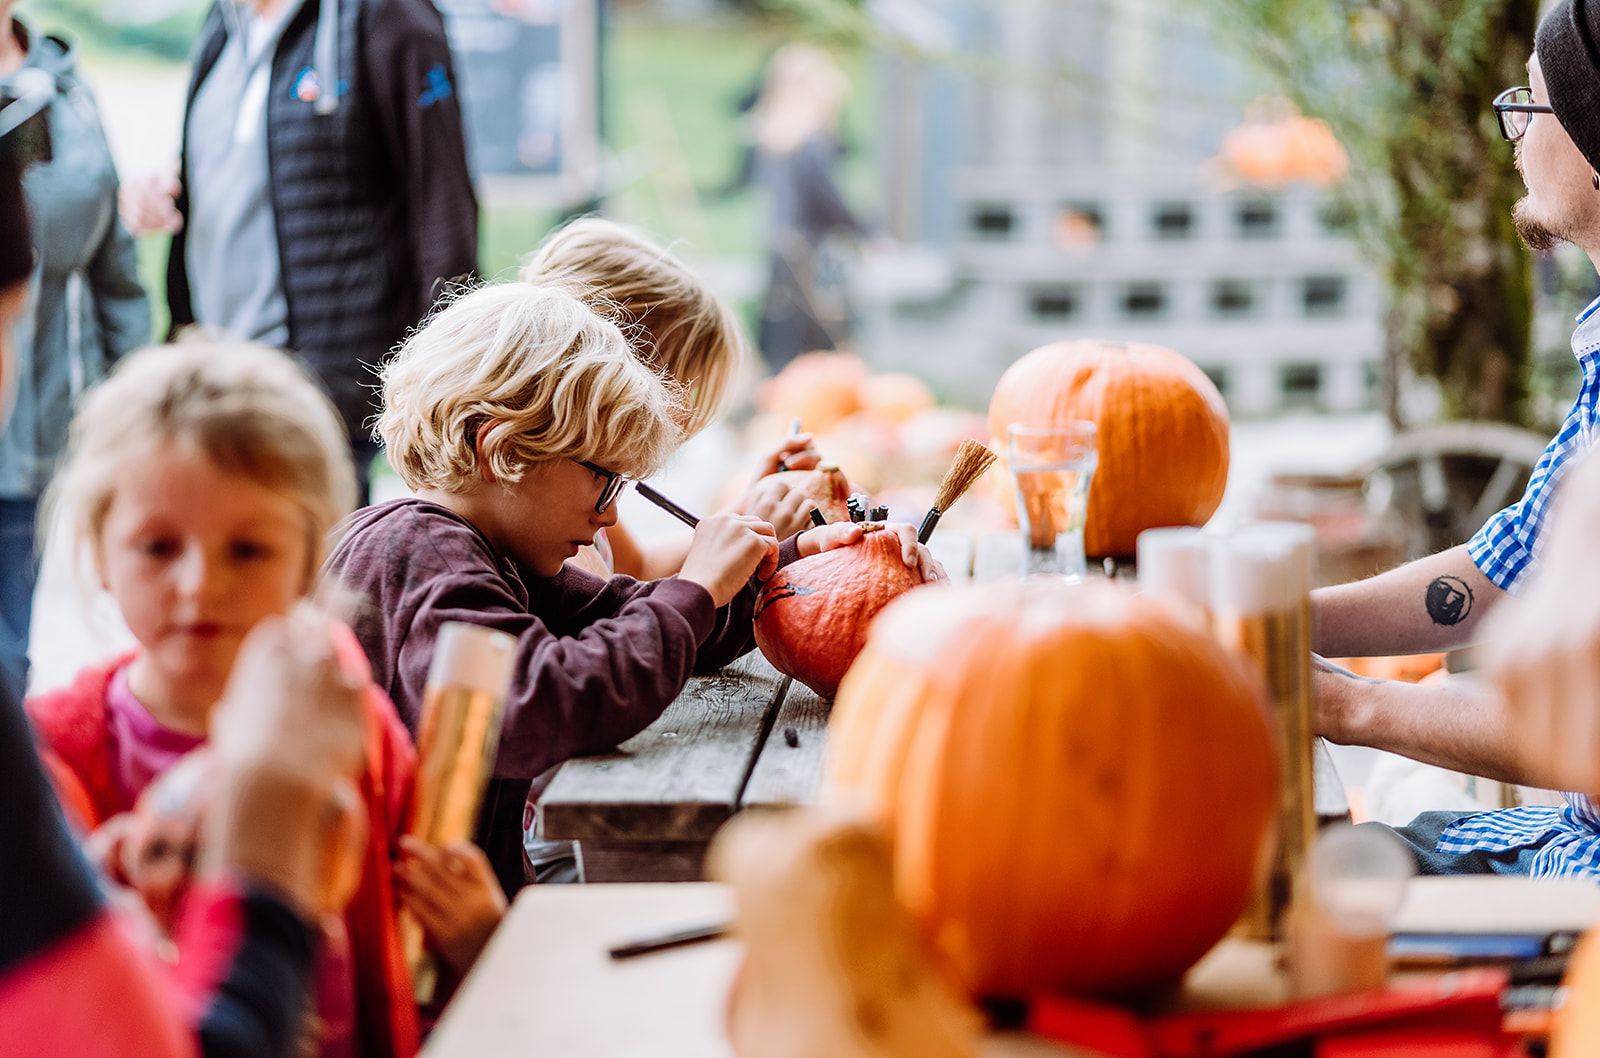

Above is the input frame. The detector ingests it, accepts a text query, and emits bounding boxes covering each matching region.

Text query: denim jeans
[1364,811,1543,876]
[0,496,39,702]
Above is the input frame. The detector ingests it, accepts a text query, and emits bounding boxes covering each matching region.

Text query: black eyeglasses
[575,459,631,514]
[1494,86,1554,143]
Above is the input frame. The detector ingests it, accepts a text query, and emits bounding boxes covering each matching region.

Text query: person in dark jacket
[122,0,478,501]
[0,4,149,703]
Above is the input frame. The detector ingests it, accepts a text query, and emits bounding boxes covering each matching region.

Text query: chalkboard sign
[436,0,600,204]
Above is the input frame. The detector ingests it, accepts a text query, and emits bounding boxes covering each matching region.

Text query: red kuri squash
[754,527,925,698]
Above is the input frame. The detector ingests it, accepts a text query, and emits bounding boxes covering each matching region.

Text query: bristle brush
[917,440,998,544]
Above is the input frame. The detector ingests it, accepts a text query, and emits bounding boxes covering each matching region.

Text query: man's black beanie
[1537,0,1600,173]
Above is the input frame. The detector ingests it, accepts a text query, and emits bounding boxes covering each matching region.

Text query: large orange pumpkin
[988,340,1230,558]
[827,579,1276,1000]
[767,464,856,524]
[754,527,925,698]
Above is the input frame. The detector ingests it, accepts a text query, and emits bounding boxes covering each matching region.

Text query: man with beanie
[1311,0,1600,877]
[122,0,478,501]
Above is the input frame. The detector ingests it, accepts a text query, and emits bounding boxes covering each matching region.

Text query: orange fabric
[26,631,422,1058]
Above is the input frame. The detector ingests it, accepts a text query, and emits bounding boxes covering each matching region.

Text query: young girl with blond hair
[26,341,500,1057]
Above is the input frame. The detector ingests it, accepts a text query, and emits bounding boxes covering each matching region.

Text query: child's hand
[726,476,819,540]
[680,513,781,606]
[395,837,507,976]
[797,522,949,584]
[754,432,821,479]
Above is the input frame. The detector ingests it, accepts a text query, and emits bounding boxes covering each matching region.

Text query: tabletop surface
[421,882,1086,1058]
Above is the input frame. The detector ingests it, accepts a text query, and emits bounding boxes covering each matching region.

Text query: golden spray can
[402,621,517,1002]
[1210,523,1315,941]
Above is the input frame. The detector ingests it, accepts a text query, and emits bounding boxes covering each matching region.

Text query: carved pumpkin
[755,527,925,698]
[827,579,1277,1000]
[767,464,856,524]
[988,340,1230,558]
[760,351,869,434]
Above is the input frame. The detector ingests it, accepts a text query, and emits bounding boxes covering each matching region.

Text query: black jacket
[167,0,478,435]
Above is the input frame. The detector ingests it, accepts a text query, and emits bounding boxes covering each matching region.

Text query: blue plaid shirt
[1437,296,1600,878]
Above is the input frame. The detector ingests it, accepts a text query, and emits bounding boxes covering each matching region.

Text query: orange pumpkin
[767,464,856,524]
[755,527,924,698]
[827,579,1277,1000]
[1554,922,1600,1057]
[760,352,869,434]
[988,340,1230,558]
[859,373,937,425]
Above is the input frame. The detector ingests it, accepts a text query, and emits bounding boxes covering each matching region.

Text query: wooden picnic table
[534,531,1346,882]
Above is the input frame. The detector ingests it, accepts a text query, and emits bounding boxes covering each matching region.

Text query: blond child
[521,217,823,580]
[324,282,941,892]
[23,343,496,1057]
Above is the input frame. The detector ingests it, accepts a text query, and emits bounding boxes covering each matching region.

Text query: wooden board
[537,652,790,844]
[741,679,830,810]
[423,882,1083,1058]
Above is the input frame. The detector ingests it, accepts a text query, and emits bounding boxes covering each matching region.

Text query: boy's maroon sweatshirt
[323,498,799,890]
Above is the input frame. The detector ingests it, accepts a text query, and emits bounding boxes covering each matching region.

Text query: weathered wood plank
[741,679,830,811]
[536,652,788,844]
[577,841,709,884]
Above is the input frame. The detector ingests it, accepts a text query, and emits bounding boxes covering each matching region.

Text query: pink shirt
[103,665,205,811]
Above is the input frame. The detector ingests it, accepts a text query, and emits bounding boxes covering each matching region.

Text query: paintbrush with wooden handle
[917,440,998,544]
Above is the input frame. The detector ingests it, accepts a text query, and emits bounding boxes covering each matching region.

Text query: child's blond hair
[48,341,357,584]
[378,281,685,494]
[518,217,745,435]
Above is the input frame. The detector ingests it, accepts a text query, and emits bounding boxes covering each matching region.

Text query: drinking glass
[1008,422,1098,580]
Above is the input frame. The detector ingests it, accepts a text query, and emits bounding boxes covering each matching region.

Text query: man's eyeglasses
[575,459,631,514]
[1494,86,1554,143]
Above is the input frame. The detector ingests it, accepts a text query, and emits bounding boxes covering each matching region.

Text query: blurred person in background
[0,0,149,702]
[120,0,478,502]
[751,42,870,373]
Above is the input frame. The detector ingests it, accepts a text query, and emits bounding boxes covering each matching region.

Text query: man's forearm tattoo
[1425,575,1474,626]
